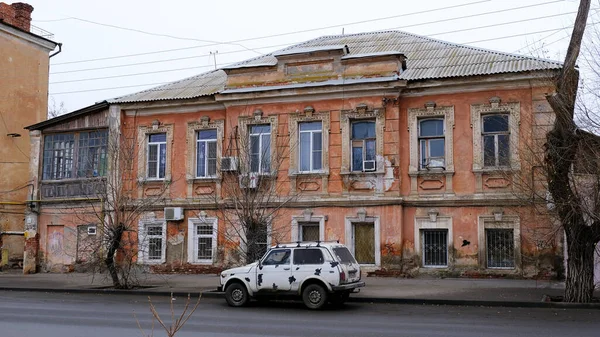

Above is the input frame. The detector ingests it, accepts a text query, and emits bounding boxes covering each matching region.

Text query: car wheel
[329,291,350,307]
[302,283,328,310]
[225,282,249,307]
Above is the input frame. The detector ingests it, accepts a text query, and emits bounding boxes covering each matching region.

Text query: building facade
[0,2,57,272]
[25,31,562,278]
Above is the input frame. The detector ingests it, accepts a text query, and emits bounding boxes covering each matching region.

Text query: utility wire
[50,0,560,67]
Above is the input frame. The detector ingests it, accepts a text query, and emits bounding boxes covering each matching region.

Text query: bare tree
[543,0,600,303]
[48,96,66,118]
[135,294,201,337]
[197,119,297,265]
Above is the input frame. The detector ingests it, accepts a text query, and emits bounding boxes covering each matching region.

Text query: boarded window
[354,222,375,264]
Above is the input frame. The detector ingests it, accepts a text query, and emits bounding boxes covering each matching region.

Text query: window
[351,121,376,172]
[486,229,515,268]
[77,130,108,177]
[249,125,271,173]
[147,133,166,179]
[196,129,217,178]
[333,247,357,264]
[293,248,324,265]
[299,121,322,172]
[188,217,218,264]
[262,249,291,265]
[418,119,445,169]
[43,131,108,181]
[482,114,510,167]
[421,229,448,267]
[298,222,320,241]
[138,221,166,264]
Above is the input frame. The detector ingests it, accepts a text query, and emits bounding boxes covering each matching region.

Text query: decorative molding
[345,214,381,266]
[238,113,279,173]
[414,214,453,268]
[185,118,224,198]
[136,123,174,198]
[477,214,521,270]
[291,212,326,242]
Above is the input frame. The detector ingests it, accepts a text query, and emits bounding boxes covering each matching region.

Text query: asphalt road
[0,291,598,337]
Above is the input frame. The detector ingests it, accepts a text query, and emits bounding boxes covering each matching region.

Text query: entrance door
[353,223,375,264]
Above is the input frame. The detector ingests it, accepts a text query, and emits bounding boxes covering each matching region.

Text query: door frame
[345,215,380,266]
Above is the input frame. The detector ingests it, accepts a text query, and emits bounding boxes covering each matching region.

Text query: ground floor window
[422,229,448,267]
[298,222,320,241]
[486,228,515,268]
[353,222,375,264]
[138,220,166,264]
[188,217,218,264]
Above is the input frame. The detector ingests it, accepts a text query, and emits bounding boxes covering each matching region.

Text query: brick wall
[0,2,33,32]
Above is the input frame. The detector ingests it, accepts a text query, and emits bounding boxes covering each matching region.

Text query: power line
[49,2,574,75]
[52,0,552,67]
[50,12,581,85]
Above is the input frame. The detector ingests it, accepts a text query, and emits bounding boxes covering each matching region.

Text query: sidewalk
[0,270,596,309]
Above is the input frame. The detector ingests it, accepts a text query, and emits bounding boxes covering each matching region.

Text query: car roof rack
[272,240,340,248]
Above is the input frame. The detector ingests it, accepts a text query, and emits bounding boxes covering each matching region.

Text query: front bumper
[331,281,365,292]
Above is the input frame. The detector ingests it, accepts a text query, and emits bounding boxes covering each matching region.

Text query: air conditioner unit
[363,160,376,172]
[239,172,259,189]
[164,207,184,221]
[221,157,238,172]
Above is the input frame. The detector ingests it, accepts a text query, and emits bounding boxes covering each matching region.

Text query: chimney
[0,2,34,32]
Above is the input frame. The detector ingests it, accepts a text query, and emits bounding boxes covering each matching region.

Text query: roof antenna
[210,50,218,70]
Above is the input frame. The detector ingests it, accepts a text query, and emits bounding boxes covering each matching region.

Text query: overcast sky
[23,0,593,113]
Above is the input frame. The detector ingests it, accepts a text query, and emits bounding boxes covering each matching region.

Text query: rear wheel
[329,291,350,307]
[302,283,328,310]
[225,282,249,307]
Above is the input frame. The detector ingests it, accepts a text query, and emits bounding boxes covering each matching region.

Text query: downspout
[49,43,62,58]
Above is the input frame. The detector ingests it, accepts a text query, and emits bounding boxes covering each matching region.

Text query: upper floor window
[299,121,322,172]
[351,121,376,172]
[250,125,271,174]
[42,130,108,181]
[482,114,510,167]
[196,129,217,178]
[419,119,445,170]
[147,133,166,179]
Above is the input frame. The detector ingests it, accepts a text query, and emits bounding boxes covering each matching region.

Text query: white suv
[218,241,365,309]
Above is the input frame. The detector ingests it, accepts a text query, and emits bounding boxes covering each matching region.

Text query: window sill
[187,177,220,183]
[188,260,214,265]
[472,167,519,174]
[139,260,165,265]
[289,170,329,177]
[41,177,106,184]
[340,170,384,177]
[408,170,454,177]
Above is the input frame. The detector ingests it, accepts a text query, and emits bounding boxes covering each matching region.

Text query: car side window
[293,248,324,265]
[262,249,291,265]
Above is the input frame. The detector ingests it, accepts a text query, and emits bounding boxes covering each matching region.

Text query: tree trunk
[105,224,125,288]
[565,228,596,303]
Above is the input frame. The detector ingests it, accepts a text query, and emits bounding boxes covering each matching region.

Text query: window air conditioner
[221,157,238,172]
[164,207,184,221]
[239,172,259,189]
[363,160,376,172]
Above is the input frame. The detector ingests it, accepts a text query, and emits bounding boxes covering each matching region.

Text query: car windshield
[333,247,357,264]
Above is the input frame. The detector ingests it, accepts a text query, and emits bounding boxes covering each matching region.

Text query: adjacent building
[0,2,57,272]
[25,31,562,277]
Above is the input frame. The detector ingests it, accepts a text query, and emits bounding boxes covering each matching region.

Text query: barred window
[139,222,166,263]
[422,229,448,267]
[298,222,320,242]
[188,218,218,264]
[486,229,515,268]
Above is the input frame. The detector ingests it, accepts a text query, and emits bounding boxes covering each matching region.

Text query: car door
[256,248,292,292]
[289,248,327,292]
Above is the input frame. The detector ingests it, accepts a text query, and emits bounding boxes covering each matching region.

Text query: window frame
[146,133,167,180]
[291,212,325,242]
[477,214,521,271]
[42,130,109,181]
[298,121,323,173]
[414,214,453,269]
[137,123,174,185]
[421,229,448,268]
[344,214,381,266]
[481,114,510,168]
[187,217,218,264]
[340,106,384,175]
[138,220,167,264]
[418,118,446,170]
[195,129,218,178]
[350,120,377,172]
[249,124,272,174]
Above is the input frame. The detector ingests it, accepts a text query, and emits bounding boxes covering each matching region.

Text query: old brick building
[25,31,562,277]
[0,2,57,272]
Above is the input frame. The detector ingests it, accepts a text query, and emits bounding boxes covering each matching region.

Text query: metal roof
[108,30,562,104]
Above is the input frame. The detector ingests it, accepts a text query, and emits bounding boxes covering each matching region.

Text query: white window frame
[138,220,167,264]
[146,133,167,180]
[291,212,325,242]
[414,214,453,269]
[196,129,218,178]
[187,217,218,264]
[298,121,323,173]
[249,124,271,174]
[418,118,446,170]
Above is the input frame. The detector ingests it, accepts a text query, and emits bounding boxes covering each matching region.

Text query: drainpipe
[49,43,62,58]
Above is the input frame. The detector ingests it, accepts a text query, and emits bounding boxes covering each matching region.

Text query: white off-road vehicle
[218,241,365,309]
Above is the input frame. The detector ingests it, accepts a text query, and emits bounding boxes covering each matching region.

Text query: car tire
[302,283,328,310]
[225,282,249,307]
[329,291,350,307]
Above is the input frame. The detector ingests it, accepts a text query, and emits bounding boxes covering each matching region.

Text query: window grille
[299,222,320,241]
[422,229,448,267]
[145,224,163,261]
[486,229,515,268]
[196,223,214,260]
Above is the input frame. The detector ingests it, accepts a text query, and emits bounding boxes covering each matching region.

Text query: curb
[1,287,599,309]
